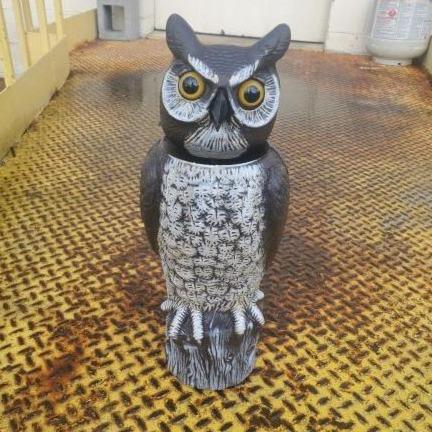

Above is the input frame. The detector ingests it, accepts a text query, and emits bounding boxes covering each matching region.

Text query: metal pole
[35,0,49,52]
[11,0,30,69]
[21,0,33,31]
[0,0,15,86]
[53,0,64,40]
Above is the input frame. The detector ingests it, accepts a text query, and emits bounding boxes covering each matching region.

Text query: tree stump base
[165,310,260,390]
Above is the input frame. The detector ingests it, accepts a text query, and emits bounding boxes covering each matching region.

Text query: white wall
[325,0,375,54]
[62,0,96,17]
[139,0,154,36]
[149,0,377,54]
[154,0,333,43]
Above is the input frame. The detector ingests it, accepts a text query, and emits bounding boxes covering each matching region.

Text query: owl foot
[161,300,204,342]
[232,291,265,335]
[161,290,265,341]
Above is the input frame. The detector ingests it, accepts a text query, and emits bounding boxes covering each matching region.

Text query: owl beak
[210,89,231,130]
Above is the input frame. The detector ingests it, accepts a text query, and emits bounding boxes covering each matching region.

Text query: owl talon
[232,307,246,335]
[168,305,188,338]
[164,301,204,342]
[191,309,204,342]
[161,299,175,311]
[231,301,265,335]
[164,297,264,339]
[254,290,265,302]
[249,303,265,325]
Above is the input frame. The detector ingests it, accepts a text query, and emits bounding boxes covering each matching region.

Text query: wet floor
[0,38,431,432]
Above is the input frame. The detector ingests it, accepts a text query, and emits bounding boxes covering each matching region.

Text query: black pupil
[182,76,199,94]
[244,85,260,103]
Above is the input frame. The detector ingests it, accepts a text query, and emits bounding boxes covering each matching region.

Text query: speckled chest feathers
[158,156,266,312]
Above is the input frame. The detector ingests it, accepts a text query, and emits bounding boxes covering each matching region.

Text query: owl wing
[140,139,169,254]
[261,146,289,268]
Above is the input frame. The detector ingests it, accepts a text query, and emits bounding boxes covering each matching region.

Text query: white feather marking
[191,309,204,342]
[228,72,280,128]
[229,60,259,87]
[161,64,213,123]
[188,55,219,84]
[184,117,248,158]
[249,303,265,325]
[233,307,246,335]
[168,306,188,338]
[254,290,265,301]
[161,299,175,311]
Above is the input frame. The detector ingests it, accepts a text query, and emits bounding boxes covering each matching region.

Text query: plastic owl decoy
[140,14,290,389]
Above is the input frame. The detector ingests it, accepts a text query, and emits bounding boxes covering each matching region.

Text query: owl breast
[158,155,266,312]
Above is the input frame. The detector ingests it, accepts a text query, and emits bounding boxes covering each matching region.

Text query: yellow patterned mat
[1,39,431,432]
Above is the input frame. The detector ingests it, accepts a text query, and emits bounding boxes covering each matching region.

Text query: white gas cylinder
[366,0,432,65]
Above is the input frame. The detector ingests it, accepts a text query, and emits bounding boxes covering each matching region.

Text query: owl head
[160,14,291,161]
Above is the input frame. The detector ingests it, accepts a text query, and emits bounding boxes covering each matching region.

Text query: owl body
[140,14,290,341]
[159,155,266,312]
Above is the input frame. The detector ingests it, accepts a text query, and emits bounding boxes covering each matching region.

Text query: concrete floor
[0,38,431,432]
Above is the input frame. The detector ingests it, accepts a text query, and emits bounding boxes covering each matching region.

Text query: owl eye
[238,79,265,110]
[178,71,205,100]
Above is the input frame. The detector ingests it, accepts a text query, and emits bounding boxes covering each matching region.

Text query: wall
[145,0,377,52]
[139,0,154,36]
[32,0,97,22]
[325,0,375,54]
[0,7,98,158]
[62,9,97,51]
[25,9,97,61]
[0,37,69,158]
[153,0,332,42]
[150,0,377,50]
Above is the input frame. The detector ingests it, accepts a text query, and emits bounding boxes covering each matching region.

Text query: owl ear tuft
[166,14,202,62]
[252,23,291,67]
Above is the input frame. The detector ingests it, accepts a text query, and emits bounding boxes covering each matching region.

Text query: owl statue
[140,14,290,389]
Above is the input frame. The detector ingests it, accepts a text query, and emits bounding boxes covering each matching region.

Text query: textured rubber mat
[0,39,431,432]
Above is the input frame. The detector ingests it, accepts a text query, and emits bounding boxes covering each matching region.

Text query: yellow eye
[178,71,205,100]
[238,79,265,110]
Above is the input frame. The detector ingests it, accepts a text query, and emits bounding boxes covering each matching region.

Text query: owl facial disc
[160,14,291,160]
